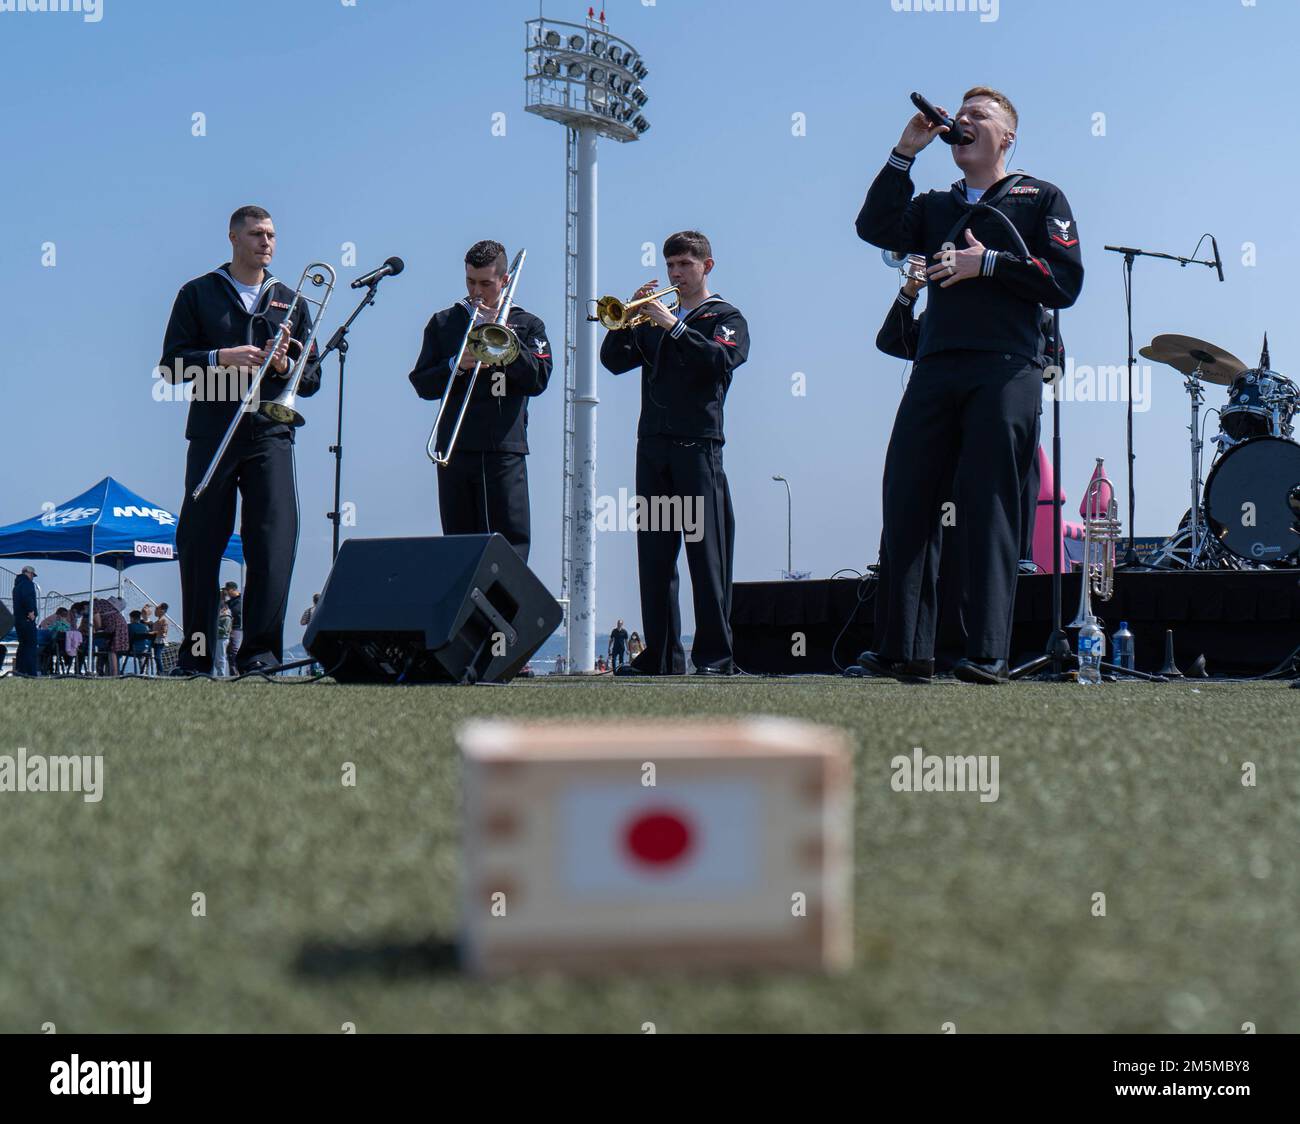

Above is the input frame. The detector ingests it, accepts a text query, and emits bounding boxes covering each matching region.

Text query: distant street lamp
[772,475,792,577]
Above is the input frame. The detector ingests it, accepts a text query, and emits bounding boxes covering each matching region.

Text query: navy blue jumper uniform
[600,296,750,674]
[857,151,1082,664]
[160,264,318,673]
[408,299,552,562]
[874,290,1062,660]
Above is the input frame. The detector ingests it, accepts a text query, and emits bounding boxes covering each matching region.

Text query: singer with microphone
[408,240,552,561]
[855,87,1084,685]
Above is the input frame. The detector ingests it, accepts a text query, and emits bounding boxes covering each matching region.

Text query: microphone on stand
[351,256,405,289]
[1210,236,1224,283]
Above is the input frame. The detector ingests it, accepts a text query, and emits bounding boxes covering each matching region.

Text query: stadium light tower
[525,8,651,674]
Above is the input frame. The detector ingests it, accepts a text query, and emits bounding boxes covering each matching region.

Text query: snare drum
[1219,368,1298,441]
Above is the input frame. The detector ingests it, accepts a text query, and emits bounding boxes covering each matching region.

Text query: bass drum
[1203,436,1300,563]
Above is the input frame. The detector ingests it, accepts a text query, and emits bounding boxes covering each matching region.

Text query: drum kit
[1140,333,1300,569]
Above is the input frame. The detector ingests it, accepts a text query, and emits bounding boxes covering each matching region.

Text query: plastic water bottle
[1112,621,1135,672]
[1078,619,1104,684]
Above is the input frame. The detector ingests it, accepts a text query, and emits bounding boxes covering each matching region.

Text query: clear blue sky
[1,0,1295,639]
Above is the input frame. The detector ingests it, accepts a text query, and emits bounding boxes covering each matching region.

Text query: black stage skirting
[732,571,1300,677]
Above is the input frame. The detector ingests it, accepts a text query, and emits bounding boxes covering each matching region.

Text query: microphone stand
[313,277,387,561]
[1102,242,1220,566]
[1010,311,1164,682]
[1012,312,1073,680]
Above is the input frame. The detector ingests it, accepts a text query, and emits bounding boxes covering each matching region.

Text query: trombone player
[409,240,552,561]
[159,204,320,675]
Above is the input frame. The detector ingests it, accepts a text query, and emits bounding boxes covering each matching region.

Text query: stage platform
[732,570,1300,678]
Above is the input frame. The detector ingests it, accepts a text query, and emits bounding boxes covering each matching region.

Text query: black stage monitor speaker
[304,535,562,684]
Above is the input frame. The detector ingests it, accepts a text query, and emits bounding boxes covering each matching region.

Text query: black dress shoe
[239,655,282,675]
[953,657,1010,685]
[614,663,652,677]
[692,662,737,677]
[855,650,934,684]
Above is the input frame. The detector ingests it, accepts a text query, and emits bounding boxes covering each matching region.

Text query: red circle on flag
[624,810,693,867]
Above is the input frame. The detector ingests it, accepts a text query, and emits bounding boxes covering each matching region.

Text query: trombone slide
[427,249,527,467]
[191,262,336,501]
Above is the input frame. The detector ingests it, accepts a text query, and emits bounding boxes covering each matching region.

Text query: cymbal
[1139,334,1247,385]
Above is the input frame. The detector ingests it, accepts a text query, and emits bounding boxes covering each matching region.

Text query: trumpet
[589,285,679,330]
[881,248,928,284]
[427,248,526,467]
[1069,458,1121,629]
[192,262,336,501]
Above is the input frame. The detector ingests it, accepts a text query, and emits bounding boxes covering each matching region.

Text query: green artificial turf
[0,675,1296,1033]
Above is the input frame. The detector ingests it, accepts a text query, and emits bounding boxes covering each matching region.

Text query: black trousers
[437,452,530,562]
[877,350,1041,663]
[873,410,1042,663]
[631,435,735,674]
[177,430,299,673]
[15,619,40,676]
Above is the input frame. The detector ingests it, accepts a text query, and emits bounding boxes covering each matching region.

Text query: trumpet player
[599,230,750,677]
[408,240,552,561]
[159,205,319,675]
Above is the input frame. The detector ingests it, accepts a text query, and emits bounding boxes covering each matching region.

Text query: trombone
[426,248,527,467]
[1070,458,1121,628]
[192,262,336,501]
[589,285,679,330]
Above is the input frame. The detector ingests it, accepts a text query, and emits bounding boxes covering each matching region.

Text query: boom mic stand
[312,276,389,561]
[1103,239,1222,566]
[1010,310,1164,682]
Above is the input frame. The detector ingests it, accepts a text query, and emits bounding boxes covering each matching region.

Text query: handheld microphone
[1210,235,1224,283]
[351,256,405,289]
[910,92,973,146]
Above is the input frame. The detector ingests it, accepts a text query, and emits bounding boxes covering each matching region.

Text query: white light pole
[772,475,792,578]
[525,14,651,672]
[572,126,598,672]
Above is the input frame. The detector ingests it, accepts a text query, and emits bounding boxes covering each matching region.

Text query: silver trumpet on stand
[1069,458,1121,629]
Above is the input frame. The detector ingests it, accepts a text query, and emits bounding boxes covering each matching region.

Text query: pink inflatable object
[1078,459,1115,520]
[1031,445,1087,574]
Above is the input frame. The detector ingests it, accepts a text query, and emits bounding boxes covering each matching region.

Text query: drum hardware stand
[1185,363,1208,568]
[1104,241,1223,567]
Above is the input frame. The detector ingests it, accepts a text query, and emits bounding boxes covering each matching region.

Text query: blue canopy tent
[0,477,242,673]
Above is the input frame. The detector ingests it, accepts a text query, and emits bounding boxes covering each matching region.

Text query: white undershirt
[232,277,261,313]
[965,185,985,204]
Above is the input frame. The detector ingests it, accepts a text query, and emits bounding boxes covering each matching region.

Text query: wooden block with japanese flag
[458,717,853,974]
